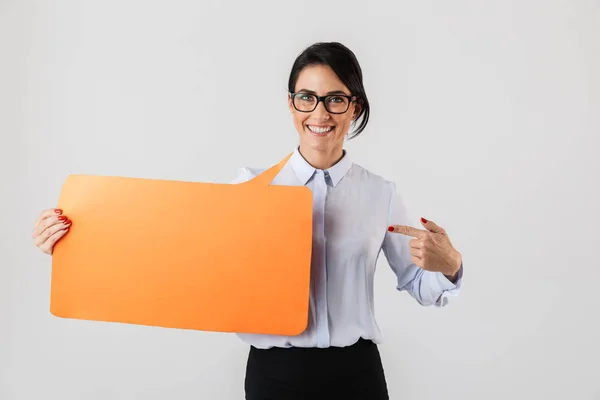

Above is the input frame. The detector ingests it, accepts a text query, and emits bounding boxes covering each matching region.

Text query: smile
[307,125,334,135]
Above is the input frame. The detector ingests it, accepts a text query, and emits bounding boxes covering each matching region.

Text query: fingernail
[388,226,395,232]
[54,209,63,214]
[421,217,428,224]
[64,219,71,225]
[58,215,67,221]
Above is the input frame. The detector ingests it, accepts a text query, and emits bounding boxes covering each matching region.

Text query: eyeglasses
[290,92,357,114]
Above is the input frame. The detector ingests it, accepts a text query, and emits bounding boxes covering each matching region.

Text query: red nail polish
[388,226,394,232]
[54,209,63,214]
[64,219,71,225]
[58,215,67,221]
[421,217,428,224]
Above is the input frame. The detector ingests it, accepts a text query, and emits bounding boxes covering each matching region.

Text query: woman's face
[288,65,358,156]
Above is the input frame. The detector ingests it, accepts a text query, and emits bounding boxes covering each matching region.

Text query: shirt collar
[289,146,352,187]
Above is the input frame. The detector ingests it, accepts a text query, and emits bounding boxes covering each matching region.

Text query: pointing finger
[388,225,428,239]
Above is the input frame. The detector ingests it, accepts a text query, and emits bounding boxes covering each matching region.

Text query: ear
[351,101,362,120]
[288,93,295,114]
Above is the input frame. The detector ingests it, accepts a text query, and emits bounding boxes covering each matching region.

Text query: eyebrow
[296,88,350,96]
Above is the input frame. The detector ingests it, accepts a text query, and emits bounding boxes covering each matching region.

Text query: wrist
[444,271,459,283]
[445,254,462,282]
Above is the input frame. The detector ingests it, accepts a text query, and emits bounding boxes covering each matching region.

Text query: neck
[298,144,344,170]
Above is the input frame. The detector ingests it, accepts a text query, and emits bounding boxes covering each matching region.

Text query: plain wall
[1,0,599,399]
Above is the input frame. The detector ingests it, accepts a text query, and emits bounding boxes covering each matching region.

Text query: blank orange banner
[50,153,313,335]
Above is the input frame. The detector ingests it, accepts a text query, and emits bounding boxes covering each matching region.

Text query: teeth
[308,125,334,134]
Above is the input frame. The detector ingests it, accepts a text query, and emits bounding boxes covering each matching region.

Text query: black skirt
[244,338,389,400]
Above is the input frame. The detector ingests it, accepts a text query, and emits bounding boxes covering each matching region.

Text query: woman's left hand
[388,218,462,281]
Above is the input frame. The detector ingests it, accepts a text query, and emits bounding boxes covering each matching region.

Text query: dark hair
[288,42,370,139]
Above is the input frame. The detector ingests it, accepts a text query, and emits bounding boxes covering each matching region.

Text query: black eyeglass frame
[289,92,358,114]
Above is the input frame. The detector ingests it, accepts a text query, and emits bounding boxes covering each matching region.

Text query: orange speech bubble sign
[50,153,313,335]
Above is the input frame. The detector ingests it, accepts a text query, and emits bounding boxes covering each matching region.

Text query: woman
[32,42,463,399]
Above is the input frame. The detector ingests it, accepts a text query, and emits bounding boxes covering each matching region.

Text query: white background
[1,0,599,399]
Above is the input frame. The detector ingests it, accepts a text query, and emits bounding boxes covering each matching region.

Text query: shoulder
[348,162,398,195]
[229,166,266,184]
[349,163,413,221]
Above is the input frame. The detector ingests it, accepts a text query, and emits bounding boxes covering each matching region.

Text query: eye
[327,96,345,103]
[297,94,315,102]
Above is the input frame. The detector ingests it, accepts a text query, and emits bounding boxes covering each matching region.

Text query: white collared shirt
[232,147,463,349]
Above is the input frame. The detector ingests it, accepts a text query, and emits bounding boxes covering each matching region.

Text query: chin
[302,134,341,154]
[297,123,345,152]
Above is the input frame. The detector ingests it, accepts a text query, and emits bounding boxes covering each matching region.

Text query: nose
[312,100,331,120]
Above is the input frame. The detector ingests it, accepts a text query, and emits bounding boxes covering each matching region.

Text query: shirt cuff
[429,263,463,307]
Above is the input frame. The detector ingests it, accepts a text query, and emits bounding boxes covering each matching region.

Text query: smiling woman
[233,42,464,399]
[286,43,370,170]
[31,41,464,400]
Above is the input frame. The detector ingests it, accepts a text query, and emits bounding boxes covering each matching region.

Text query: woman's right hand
[32,208,72,255]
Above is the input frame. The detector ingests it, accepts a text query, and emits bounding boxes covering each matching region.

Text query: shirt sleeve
[381,182,463,307]
[229,167,256,184]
